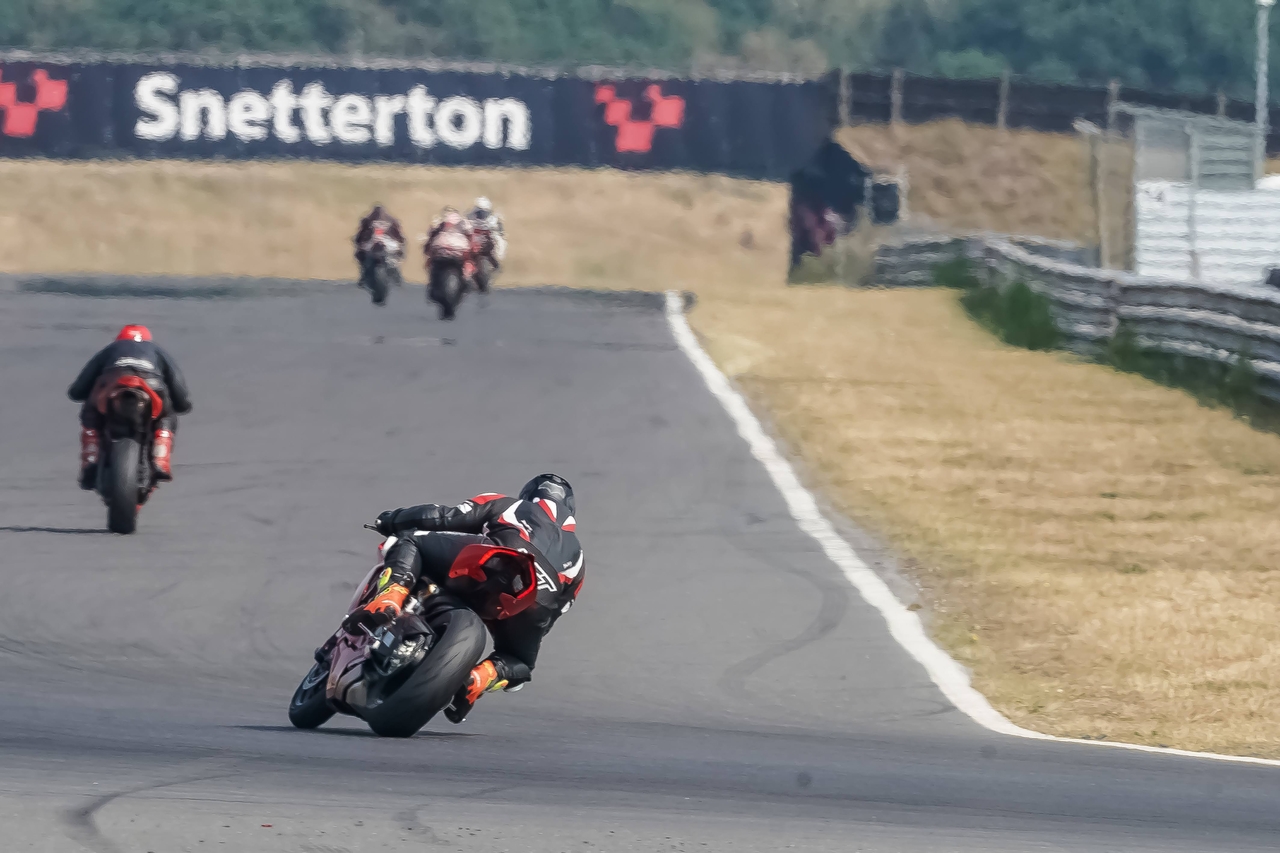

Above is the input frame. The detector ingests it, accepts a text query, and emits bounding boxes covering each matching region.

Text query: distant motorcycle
[424,227,475,321]
[288,531,536,737]
[359,227,402,306]
[93,376,164,534]
[470,225,497,294]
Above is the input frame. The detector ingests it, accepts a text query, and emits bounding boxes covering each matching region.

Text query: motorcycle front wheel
[289,660,337,729]
[369,263,390,306]
[429,266,464,321]
[474,258,494,293]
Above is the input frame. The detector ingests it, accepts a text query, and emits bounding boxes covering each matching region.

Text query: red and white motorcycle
[359,226,402,307]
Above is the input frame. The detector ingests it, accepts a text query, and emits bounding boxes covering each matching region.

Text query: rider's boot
[343,582,411,631]
[444,659,506,724]
[152,429,174,482]
[78,427,99,490]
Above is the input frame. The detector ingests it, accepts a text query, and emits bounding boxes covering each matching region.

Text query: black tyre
[369,263,390,306]
[430,267,463,321]
[104,438,141,535]
[363,607,487,738]
[474,258,494,293]
[289,660,337,729]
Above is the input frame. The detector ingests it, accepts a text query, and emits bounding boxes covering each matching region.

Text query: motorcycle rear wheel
[104,437,141,535]
[289,660,337,729]
[363,606,486,738]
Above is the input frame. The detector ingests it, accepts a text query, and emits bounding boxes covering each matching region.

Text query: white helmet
[473,197,493,216]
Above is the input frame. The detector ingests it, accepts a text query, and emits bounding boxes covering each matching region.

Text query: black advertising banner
[112,63,560,166]
[0,61,76,157]
[584,74,838,179]
[0,57,839,181]
[10,55,1273,167]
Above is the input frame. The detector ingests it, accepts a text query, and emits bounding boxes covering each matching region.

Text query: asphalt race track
[2,282,1280,852]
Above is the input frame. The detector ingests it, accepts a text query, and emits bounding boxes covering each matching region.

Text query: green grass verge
[936,257,1060,351]
[934,257,1280,433]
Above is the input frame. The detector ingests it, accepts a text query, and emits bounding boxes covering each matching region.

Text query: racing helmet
[473,197,493,218]
[519,473,575,516]
[116,325,152,343]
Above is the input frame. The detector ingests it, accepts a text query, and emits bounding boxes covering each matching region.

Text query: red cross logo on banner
[595,83,685,153]
[0,68,69,138]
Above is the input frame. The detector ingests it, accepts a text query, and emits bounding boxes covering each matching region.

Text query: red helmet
[116,325,152,343]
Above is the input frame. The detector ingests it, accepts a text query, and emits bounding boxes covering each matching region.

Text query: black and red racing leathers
[379,493,584,688]
[68,338,192,431]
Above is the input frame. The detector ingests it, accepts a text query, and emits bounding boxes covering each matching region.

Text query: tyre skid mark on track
[62,761,242,853]
[664,290,1280,770]
[717,555,849,699]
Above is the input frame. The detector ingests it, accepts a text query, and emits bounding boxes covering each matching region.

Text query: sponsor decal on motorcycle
[133,72,532,151]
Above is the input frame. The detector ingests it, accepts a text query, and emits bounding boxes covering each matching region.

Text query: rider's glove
[374,510,398,536]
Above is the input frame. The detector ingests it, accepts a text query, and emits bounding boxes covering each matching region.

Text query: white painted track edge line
[663,289,1280,769]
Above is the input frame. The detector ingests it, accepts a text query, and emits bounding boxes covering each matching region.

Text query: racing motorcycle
[359,227,402,306]
[470,225,497,294]
[94,376,164,534]
[424,227,475,321]
[289,532,537,737]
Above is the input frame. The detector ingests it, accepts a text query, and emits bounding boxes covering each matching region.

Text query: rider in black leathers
[68,325,192,488]
[351,474,585,723]
[353,204,406,287]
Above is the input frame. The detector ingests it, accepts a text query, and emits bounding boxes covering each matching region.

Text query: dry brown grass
[838,120,1098,245]
[0,159,787,292]
[697,286,1280,756]
[5,153,1280,756]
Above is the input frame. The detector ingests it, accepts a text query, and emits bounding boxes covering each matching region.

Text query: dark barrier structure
[0,53,839,181]
[788,140,874,269]
[847,74,894,124]
[1004,82,1109,133]
[901,75,1002,126]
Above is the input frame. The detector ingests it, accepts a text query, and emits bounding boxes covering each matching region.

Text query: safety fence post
[997,69,1011,131]
[890,69,904,127]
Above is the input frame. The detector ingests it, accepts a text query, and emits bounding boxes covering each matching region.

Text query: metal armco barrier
[0,53,839,181]
[874,235,1280,400]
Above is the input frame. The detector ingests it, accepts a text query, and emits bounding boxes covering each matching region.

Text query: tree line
[3,0,1274,102]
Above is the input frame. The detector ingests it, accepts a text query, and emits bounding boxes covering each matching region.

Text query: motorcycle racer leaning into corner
[348,474,585,724]
[68,325,192,489]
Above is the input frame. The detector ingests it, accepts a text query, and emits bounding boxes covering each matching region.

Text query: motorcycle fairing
[95,374,164,420]
[446,543,539,620]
